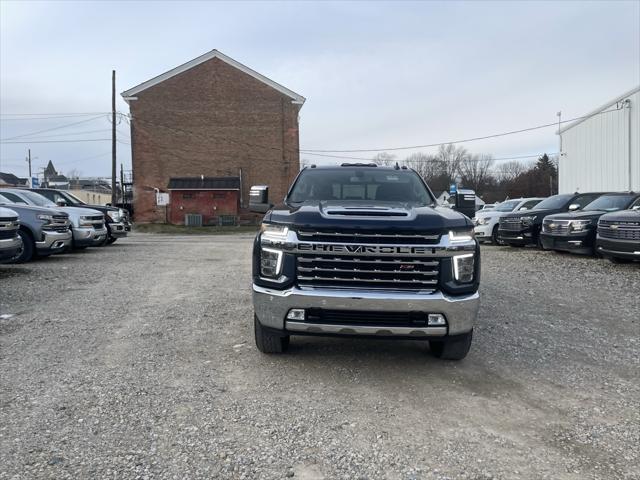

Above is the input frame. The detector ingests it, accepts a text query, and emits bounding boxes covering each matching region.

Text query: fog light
[427,314,446,326]
[453,253,475,283]
[286,309,306,321]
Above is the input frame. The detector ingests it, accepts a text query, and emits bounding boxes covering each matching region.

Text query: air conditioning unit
[185,214,203,227]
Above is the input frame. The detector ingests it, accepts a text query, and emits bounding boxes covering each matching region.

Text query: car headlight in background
[453,253,475,283]
[36,214,53,224]
[79,215,97,227]
[569,220,591,233]
[475,217,488,226]
[260,247,283,278]
[520,215,537,226]
[449,229,474,242]
[108,210,122,222]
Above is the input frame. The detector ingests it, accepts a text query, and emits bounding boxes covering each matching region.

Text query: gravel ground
[1,234,638,480]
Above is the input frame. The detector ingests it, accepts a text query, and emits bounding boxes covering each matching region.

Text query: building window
[183,193,193,199]
[213,192,226,199]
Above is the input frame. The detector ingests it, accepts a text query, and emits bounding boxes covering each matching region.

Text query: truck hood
[599,209,640,223]
[267,200,471,232]
[0,206,19,219]
[499,207,565,222]
[0,203,68,217]
[545,210,611,222]
[49,206,104,217]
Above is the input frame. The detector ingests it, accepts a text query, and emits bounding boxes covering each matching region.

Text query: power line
[0,112,110,116]
[299,107,622,153]
[0,138,111,144]
[0,113,111,121]
[5,129,113,141]
[0,115,107,141]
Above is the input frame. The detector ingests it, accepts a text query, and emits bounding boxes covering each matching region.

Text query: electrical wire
[0,115,107,141]
[299,107,622,153]
[5,129,113,141]
[0,139,111,144]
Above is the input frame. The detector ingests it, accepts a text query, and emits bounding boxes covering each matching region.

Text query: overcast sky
[1,0,639,179]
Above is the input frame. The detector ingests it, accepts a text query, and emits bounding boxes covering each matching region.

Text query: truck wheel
[491,225,501,245]
[254,315,290,353]
[107,237,117,245]
[429,330,473,360]
[14,229,34,263]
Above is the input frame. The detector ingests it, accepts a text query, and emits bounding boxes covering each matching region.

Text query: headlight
[453,253,475,283]
[260,247,283,278]
[520,215,537,226]
[449,229,474,242]
[476,217,488,226]
[37,214,53,223]
[108,210,122,222]
[569,220,591,232]
[79,215,96,227]
[260,223,289,241]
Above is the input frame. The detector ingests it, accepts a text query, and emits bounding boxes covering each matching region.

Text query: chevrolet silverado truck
[596,200,640,263]
[0,189,106,249]
[0,207,22,263]
[32,188,130,244]
[250,164,480,360]
[498,192,606,248]
[540,192,640,255]
[0,197,71,263]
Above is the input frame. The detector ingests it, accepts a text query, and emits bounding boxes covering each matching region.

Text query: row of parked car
[0,188,130,264]
[472,191,640,263]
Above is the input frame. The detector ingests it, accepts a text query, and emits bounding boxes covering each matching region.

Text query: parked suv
[0,196,71,263]
[596,198,640,263]
[473,197,544,244]
[540,193,640,255]
[250,164,480,360]
[498,192,605,247]
[0,189,106,249]
[0,207,22,263]
[32,188,130,244]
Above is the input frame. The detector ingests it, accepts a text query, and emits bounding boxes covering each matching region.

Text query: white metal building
[558,85,640,194]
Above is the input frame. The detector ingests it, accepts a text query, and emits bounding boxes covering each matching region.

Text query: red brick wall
[168,189,238,225]
[127,57,301,223]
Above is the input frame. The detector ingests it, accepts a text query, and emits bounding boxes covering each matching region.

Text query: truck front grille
[499,217,523,230]
[296,254,439,291]
[0,217,19,239]
[542,219,570,235]
[297,229,440,244]
[598,220,640,240]
[42,215,70,233]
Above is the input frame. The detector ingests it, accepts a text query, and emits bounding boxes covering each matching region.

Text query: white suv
[473,197,544,244]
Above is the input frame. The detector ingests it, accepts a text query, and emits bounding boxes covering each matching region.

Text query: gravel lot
[1,234,638,480]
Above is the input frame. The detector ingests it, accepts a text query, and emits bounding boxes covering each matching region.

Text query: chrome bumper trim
[35,230,72,252]
[597,246,640,256]
[253,284,479,336]
[285,321,447,337]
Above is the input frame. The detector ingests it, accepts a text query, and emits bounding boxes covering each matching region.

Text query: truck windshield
[533,194,573,210]
[583,194,635,212]
[63,191,85,204]
[287,168,433,205]
[494,200,520,212]
[16,190,57,207]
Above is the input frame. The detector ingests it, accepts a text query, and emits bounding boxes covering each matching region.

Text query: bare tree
[371,152,397,166]
[403,152,440,180]
[434,144,467,181]
[494,160,526,183]
[66,168,82,179]
[459,154,494,191]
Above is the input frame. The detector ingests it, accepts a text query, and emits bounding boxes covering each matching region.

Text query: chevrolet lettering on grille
[296,243,434,255]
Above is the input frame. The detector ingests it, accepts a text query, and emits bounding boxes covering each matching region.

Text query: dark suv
[540,193,640,255]
[596,199,640,263]
[498,192,605,248]
[32,188,130,244]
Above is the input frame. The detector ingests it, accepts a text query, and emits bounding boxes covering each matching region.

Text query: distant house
[0,172,27,187]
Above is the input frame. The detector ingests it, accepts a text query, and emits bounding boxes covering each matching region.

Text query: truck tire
[491,225,501,245]
[14,229,34,263]
[429,330,473,360]
[107,237,117,245]
[254,315,290,353]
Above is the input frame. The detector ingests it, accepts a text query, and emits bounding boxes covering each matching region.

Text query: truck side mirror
[56,199,67,207]
[250,185,272,213]
[568,203,580,211]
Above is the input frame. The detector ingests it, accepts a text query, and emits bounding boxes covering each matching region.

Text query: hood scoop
[324,207,408,217]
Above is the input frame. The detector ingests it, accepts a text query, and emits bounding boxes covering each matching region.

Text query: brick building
[121,50,305,224]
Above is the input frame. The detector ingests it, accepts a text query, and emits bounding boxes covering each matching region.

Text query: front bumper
[0,234,22,262]
[540,232,594,255]
[108,221,129,238]
[73,226,108,246]
[473,224,494,241]
[36,229,72,254]
[596,236,640,260]
[253,284,479,337]
[498,227,536,246]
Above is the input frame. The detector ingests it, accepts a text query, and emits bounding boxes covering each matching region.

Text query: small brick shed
[120,49,305,224]
[167,176,240,225]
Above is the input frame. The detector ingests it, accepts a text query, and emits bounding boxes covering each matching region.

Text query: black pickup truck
[498,192,605,248]
[32,188,130,244]
[250,164,480,360]
[596,202,640,263]
[540,192,640,255]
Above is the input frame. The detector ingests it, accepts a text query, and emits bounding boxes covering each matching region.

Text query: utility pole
[120,163,125,205]
[26,149,32,185]
[111,70,117,205]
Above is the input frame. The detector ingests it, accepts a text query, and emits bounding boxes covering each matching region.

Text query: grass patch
[133,224,259,235]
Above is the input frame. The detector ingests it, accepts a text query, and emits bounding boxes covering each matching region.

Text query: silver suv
[0,206,22,263]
